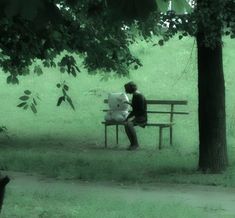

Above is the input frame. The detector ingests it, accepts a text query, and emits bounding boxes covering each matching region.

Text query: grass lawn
[1,143,235,187]
[0,35,235,187]
[2,172,233,218]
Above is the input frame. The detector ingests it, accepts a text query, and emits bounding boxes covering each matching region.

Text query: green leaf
[33,98,37,106]
[59,57,68,66]
[62,89,67,96]
[30,104,37,114]
[23,105,29,110]
[7,76,12,84]
[71,67,77,77]
[17,102,27,108]
[158,39,164,46]
[57,96,65,106]
[66,96,75,110]
[19,96,29,101]
[24,90,31,95]
[51,61,56,68]
[43,61,50,68]
[64,85,69,91]
[12,77,19,85]
[22,68,30,76]
[74,65,81,73]
[7,75,19,85]
[68,56,76,65]
[34,65,43,76]
[67,64,71,74]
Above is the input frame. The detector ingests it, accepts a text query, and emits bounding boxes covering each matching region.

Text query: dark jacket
[127,92,147,122]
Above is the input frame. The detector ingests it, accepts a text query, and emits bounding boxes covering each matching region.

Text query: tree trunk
[197,32,228,172]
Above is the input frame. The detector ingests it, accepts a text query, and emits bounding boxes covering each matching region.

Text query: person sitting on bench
[124,81,147,150]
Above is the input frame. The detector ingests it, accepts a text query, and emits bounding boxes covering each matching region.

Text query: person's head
[124,81,137,94]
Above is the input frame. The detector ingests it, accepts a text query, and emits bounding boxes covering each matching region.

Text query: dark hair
[124,81,137,93]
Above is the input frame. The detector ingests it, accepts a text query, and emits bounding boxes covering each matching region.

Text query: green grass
[1,143,235,187]
[0,35,235,187]
[1,178,219,218]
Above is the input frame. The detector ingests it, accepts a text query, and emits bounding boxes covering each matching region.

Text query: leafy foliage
[58,55,80,77]
[0,0,234,80]
[0,0,156,80]
[34,65,43,76]
[56,81,75,110]
[0,0,234,115]
[156,0,235,48]
[6,75,19,85]
[17,90,40,114]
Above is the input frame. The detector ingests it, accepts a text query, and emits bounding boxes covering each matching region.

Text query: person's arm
[125,111,134,121]
[123,101,132,106]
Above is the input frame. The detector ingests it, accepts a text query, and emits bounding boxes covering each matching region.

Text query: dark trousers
[124,120,139,146]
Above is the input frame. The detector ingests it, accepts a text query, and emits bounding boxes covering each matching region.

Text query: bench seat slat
[102,121,125,125]
[102,121,174,127]
[102,110,189,115]
[146,100,187,105]
[147,111,189,115]
[146,123,174,127]
[104,99,187,105]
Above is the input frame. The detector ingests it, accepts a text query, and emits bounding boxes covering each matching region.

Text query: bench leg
[170,126,173,146]
[105,125,107,148]
[159,127,163,150]
[116,125,119,145]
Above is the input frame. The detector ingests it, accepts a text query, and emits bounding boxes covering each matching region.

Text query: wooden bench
[102,100,189,149]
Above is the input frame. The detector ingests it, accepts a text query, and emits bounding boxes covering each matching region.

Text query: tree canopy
[0,0,154,82]
[1,0,235,115]
[0,0,234,82]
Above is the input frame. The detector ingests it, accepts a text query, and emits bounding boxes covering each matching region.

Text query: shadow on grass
[0,136,234,187]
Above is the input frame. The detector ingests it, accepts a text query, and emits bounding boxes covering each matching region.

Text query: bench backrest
[104,99,187,104]
[103,99,188,123]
